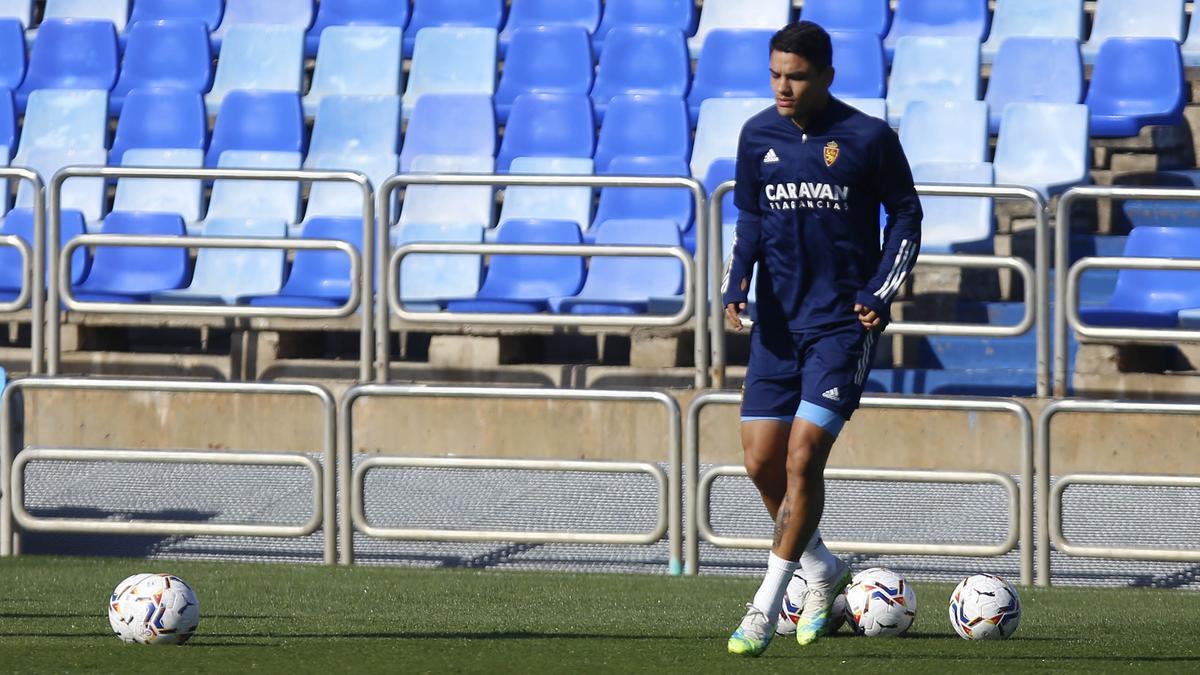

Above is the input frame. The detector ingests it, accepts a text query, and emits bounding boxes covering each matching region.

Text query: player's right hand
[725,302,746,331]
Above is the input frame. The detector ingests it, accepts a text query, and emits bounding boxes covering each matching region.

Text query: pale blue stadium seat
[981,0,1084,62]
[404,0,504,57]
[0,19,24,91]
[110,89,206,165]
[688,0,790,58]
[500,0,599,55]
[396,154,495,245]
[496,93,594,172]
[17,89,108,151]
[204,150,301,235]
[886,36,981,127]
[704,158,737,226]
[1180,308,1200,328]
[689,97,772,178]
[911,162,994,253]
[16,19,118,110]
[309,94,401,157]
[0,0,30,28]
[206,25,305,111]
[446,218,584,313]
[302,151,397,226]
[129,0,223,31]
[0,87,15,157]
[398,94,495,173]
[73,211,189,303]
[206,90,304,167]
[154,217,287,304]
[498,156,593,233]
[246,216,363,307]
[594,0,695,53]
[1082,0,1184,65]
[303,26,403,117]
[306,0,409,55]
[394,220,485,311]
[1183,3,1200,66]
[495,25,593,124]
[687,29,774,122]
[899,100,989,165]
[210,0,313,47]
[594,156,693,242]
[883,0,989,59]
[591,26,688,121]
[594,94,690,173]
[0,208,89,297]
[799,0,891,37]
[44,0,129,32]
[984,37,1082,134]
[1085,38,1185,138]
[829,31,886,99]
[113,148,204,227]
[842,97,887,121]
[14,147,107,228]
[111,20,212,113]
[1080,227,1200,328]
[402,27,497,121]
[993,102,1089,198]
[552,218,684,314]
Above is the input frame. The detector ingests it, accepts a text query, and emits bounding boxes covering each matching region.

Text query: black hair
[769,21,833,72]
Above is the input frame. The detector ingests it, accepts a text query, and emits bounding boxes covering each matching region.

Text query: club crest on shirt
[823,141,839,167]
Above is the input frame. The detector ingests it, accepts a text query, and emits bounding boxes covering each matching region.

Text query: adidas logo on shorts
[821,387,840,401]
[763,148,780,164]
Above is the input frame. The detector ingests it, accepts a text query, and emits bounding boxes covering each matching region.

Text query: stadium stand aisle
[205,24,304,111]
[1081,0,1184,65]
[306,0,410,56]
[686,29,774,121]
[497,156,594,233]
[885,35,980,127]
[111,19,212,114]
[688,0,790,57]
[495,25,592,124]
[304,25,403,117]
[799,0,891,37]
[593,0,694,53]
[210,0,313,48]
[72,211,189,303]
[1085,38,1185,137]
[591,25,688,122]
[981,0,1083,63]
[984,36,1083,134]
[246,216,363,308]
[16,19,118,110]
[882,0,989,59]
[402,26,497,121]
[403,0,504,57]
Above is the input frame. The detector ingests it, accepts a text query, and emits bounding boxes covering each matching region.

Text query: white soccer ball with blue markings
[844,567,916,637]
[948,573,1021,640]
[776,572,848,635]
[108,572,200,645]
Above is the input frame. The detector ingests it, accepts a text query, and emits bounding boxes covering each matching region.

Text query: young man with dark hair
[723,21,922,656]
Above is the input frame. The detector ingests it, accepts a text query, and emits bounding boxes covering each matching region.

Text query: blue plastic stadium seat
[496,93,594,173]
[396,155,495,245]
[594,94,689,173]
[500,0,599,54]
[1081,0,1184,65]
[885,36,981,127]
[302,151,397,225]
[304,26,403,117]
[0,208,89,298]
[498,156,594,233]
[0,19,24,91]
[594,0,695,52]
[704,157,737,226]
[899,100,989,165]
[110,20,212,114]
[1182,4,1200,67]
[883,0,989,59]
[306,0,409,56]
[43,0,130,32]
[17,89,108,152]
[1085,38,1185,138]
[594,156,693,239]
[110,89,206,165]
[129,0,223,31]
[154,217,287,304]
[867,367,1038,397]
[495,25,593,124]
[688,0,790,58]
[690,97,772,178]
[0,88,15,157]
[309,94,401,157]
[394,221,485,311]
[398,94,495,173]
[842,97,887,121]
[205,25,305,111]
[15,147,107,228]
[799,0,891,37]
[552,218,684,314]
[404,0,504,57]
[204,150,301,233]
[0,0,30,28]
[828,31,886,100]
[1079,227,1200,328]
[210,0,314,47]
[686,30,774,122]
[981,0,1084,62]
[915,303,1035,370]
[993,102,1089,198]
[73,211,189,303]
[16,19,118,110]
[446,218,585,313]
[246,216,363,307]
[984,37,1082,134]
[206,91,304,167]
[112,148,205,226]
[911,162,994,253]
[402,27,497,121]
[591,27,688,122]
[1115,169,1200,229]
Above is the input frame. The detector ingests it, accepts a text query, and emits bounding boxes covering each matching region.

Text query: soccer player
[722,21,922,656]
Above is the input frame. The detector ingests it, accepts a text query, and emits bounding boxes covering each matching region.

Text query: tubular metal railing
[0,234,32,314]
[0,168,45,374]
[1067,256,1200,342]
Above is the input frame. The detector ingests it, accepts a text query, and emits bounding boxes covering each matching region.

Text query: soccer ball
[948,573,1021,640]
[108,573,200,645]
[844,567,916,637]
[776,572,848,636]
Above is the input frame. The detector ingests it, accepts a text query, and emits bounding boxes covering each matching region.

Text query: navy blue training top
[721,97,922,331]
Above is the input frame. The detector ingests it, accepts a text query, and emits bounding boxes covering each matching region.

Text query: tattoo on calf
[773,505,792,547]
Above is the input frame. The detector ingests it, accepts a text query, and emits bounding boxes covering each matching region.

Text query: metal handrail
[1067,256,1200,342]
[386,242,695,327]
[0,234,32,314]
[0,168,45,373]
[377,173,709,387]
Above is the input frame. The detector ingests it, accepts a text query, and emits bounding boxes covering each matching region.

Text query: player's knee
[743,451,774,484]
[784,442,822,485]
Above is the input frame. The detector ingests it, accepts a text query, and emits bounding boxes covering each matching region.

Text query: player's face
[769,50,833,120]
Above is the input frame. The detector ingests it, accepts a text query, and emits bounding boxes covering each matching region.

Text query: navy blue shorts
[741,321,879,436]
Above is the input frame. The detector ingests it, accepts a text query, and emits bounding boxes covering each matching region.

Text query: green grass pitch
[1,556,1198,673]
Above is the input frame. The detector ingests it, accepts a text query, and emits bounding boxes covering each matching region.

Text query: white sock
[800,529,841,583]
[751,552,798,616]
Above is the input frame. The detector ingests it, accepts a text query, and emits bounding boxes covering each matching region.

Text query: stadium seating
[306,0,410,55]
[44,0,129,30]
[394,221,485,311]
[309,94,401,157]
[302,151,397,225]
[247,216,364,307]
[1116,169,1200,229]
[153,217,287,304]
[496,93,595,173]
[885,36,980,127]
[0,19,22,92]
[594,156,694,240]
[445,218,585,313]
[593,94,690,173]
[591,26,688,121]
[205,25,305,111]
[1081,0,1184,65]
[304,25,403,117]
[0,208,89,294]
[686,29,774,122]
[398,94,496,173]
[883,0,989,58]
[128,0,223,31]
[0,0,30,28]
[210,0,314,47]
[911,162,994,253]
[593,0,695,52]
[704,158,737,226]
[497,156,594,233]
[206,91,305,168]
[110,89,206,165]
[204,150,302,233]
[0,88,13,158]
[495,25,593,124]
[396,154,496,242]
[688,0,790,58]
[402,27,497,121]
[552,218,684,314]
[500,0,599,54]
[690,97,772,178]
[981,0,1084,62]
[15,147,106,228]
[404,0,504,57]
[1079,226,1200,327]
[111,19,212,114]
[1182,5,1200,67]
[829,31,886,99]
[112,148,205,227]
[899,100,989,165]
[799,0,891,37]
[17,89,108,151]
[843,97,887,121]
[72,211,189,303]
[16,19,119,110]
[993,102,1089,198]
[984,37,1083,134]
[1085,38,1185,138]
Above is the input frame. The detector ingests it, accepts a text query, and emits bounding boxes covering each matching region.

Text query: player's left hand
[854,303,881,332]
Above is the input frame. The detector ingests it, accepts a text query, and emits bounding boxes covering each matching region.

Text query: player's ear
[821,66,835,89]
